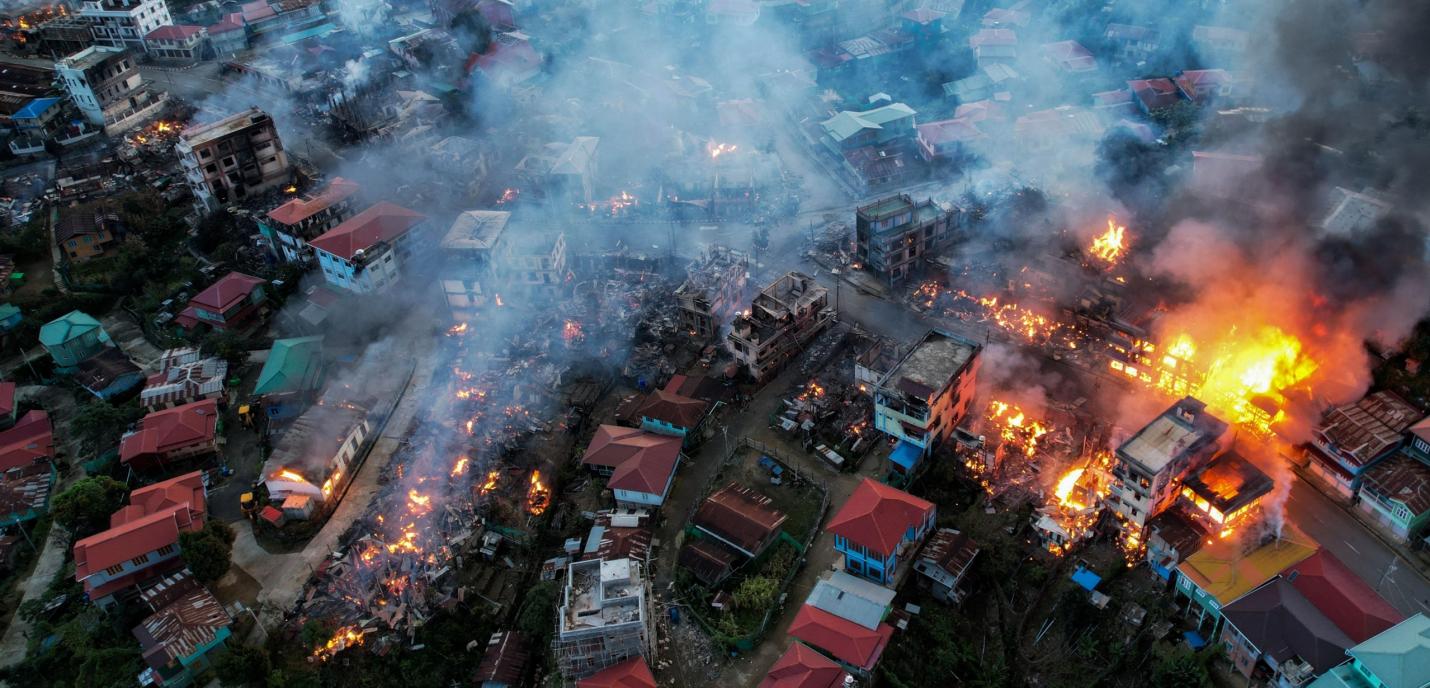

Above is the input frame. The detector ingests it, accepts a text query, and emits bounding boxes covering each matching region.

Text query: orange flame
[312,625,364,660]
[451,456,469,477]
[1088,216,1128,265]
[526,470,550,515]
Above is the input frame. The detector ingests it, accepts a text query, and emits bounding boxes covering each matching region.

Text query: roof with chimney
[133,571,230,670]
[1342,614,1430,688]
[267,177,360,226]
[1221,578,1355,674]
[309,202,426,261]
[634,389,708,429]
[0,410,53,473]
[1282,550,1403,644]
[582,425,682,495]
[1178,523,1318,606]
[577,655,656,688]
[73,471,206,582]
[759,641,851,688]
[119,399,220,465]
[788,603,894,671]
[691,481,788,555]
[826,478,933,556]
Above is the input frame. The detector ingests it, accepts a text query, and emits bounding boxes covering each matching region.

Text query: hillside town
[0,1,1425,688]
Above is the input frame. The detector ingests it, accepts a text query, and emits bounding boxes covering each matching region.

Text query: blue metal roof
[279,22,337,45]
[890,440,922,471]
[13,97,59,120]
[1071,565,1101,591]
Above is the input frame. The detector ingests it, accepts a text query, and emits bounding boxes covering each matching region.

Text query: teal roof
[38,310,102,347]
[280,22,338,45]
[0,304,19,320]
[254,336,324,396]
[820,102,916,142]
[1347,613,1430,688]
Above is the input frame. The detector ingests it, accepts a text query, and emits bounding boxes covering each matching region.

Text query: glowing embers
[313,625,365,661]
[562,320,585,345]
[707,141,738,159]
[407,488,432,516]
[451,455,469,477]
[796,379,826,401]
[1088,216,1129,266]
[477,470,500,496]
[447,322,469,336]
[986,400,1049,458]
[526,470,550,515]
[497,187,519,204]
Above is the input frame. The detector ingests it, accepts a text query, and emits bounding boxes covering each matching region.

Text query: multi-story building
[55,45,165,134]
[438,209,510,320]
[71,471,206,606]
[1304,390,1420,498]
[142,24,207,62]
[55,201,121,261]
[726,272,834,383]
[674,245,747,341]
[1109,397,1229,537]
[176,107,291,212]
[79,0,172,50]
[873,329,980,475]
[258,177,362,263]
[309,202,428,294]
[173,271,268,332]
[855,194,957,286]
[554,557,652,679]
[118,398,221,471]
[498,228,567,300]
[827,477,935,586]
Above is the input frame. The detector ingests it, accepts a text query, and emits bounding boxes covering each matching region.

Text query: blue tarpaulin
[1071,566,1101,591]
[890,440,922,471]
[1183,630,1207,649]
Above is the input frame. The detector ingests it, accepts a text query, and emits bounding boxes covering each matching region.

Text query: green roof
[38,310,102,347]
[821,102,916,142]
[1347,613,1430,688]
[254,336,324,396]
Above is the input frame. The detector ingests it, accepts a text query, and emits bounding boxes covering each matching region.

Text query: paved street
[1287,475,1430,616]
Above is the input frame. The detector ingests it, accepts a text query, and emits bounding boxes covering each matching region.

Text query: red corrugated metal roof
[208,12,245,34]
[577,656,656,688]
[582,425,681,496]
[1284,550,1404,644]
[0,410,53,472]
[635,389,707,429]
[308,202,426,261]
[760,641,851,688]
[189,272,264,312]
[119,399,220,465]
[826,478,933,556]
[0,381,15,417]
[267,177,360,226]
[788,604,893,671]
[144,24,204,41]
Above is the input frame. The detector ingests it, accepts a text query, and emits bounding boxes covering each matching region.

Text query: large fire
[313,626,364,661]
[526,470,550,515]
[1088,216,1128,266]
[986,400,1049,458]
[708,141,738,159]
[478,470,499,496]
[275,469,310,484]
[407,489,432,515]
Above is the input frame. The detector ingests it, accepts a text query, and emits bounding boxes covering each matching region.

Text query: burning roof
[1181,449,1274,517]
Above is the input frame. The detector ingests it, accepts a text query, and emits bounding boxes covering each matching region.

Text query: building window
[130,554,150,566]
[104,564,124,575]
[157,544,175,556]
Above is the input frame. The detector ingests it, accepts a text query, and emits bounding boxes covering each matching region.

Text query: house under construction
[726,272,834,382]
[553,557,652,679]
[675,245,749,340]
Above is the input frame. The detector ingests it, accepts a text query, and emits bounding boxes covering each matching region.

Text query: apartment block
[873,329,980,474]
[855,194,957,286]
[726,272,834,382]
[55,45,165,134]
[79,0,172,50]
[176,107,292,212]
[1110,397,1229,535]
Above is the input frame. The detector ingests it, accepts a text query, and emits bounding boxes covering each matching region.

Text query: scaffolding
[553,558,654,679]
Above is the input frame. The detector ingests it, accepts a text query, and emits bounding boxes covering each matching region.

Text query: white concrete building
[55,46,166,134]
[310,202,428,294]
[80,0,172,50]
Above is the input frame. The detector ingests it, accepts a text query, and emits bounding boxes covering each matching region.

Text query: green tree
[51,476,127,536]
[71,400,142,455]
[202,329,251,368]
[179,521,235,582]
[732,575,779,610]
[1151,646,1211,688]
[515,581,558,646]
[214,643,271,687]
[1149,101,1203,148]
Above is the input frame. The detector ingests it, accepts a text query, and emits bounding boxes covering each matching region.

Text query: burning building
[261,396,372,515]
[854,194,958,286]
[674,244,749,341]
[553,558,652,680]
[1176,448,1274,540]
[55,46,166,134]
[259,177,363,264]
[872,329,980,475]
[176,107,292,212]
[1109,397,1229,540]
[438,210,511,320]
[726,272,834,383]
